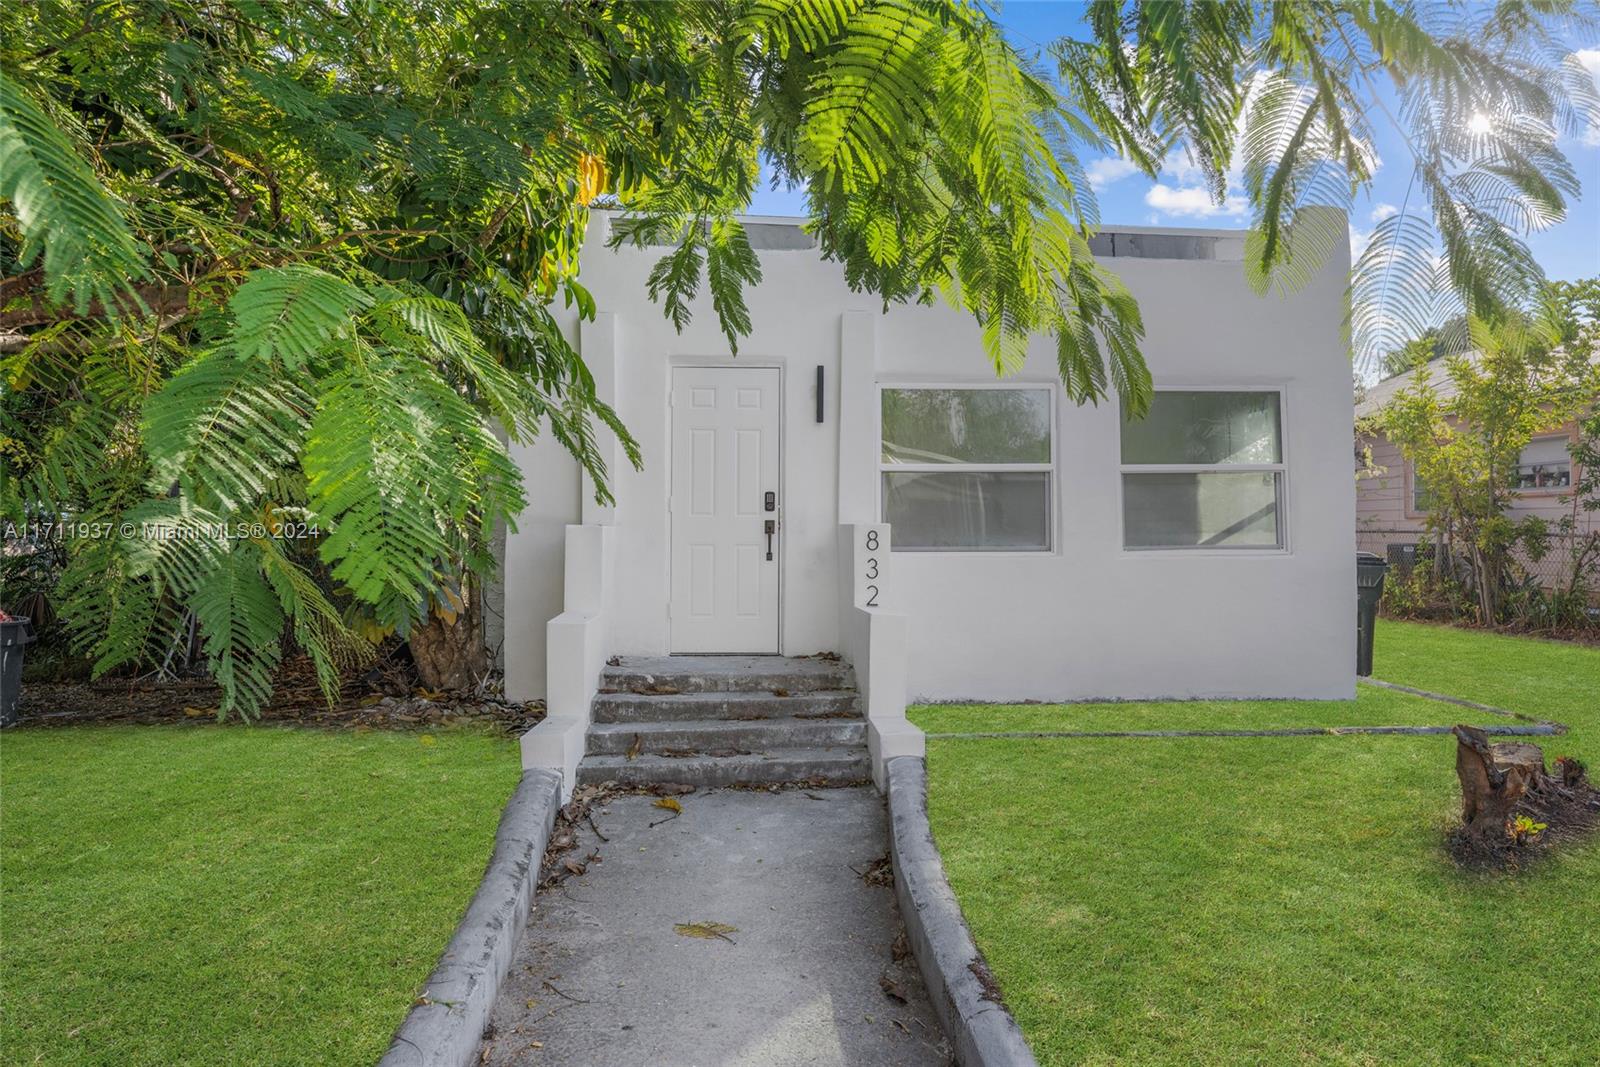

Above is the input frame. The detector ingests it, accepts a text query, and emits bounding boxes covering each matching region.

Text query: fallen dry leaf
[418,733,437,746]
[182,706,211,718]
[654,796,682,813]
[626,733,642,761]
[674,921,737,944]
[879,972,907,1003]
[563,858,587,876]
[852,855,894,889]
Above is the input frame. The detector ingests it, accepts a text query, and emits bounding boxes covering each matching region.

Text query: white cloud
[1349,224,1372,261]
[1142,69,1384,224]
[1158,149,1242,195]
[1576,49,1600,147]
[1145,183,1248,219]
[1085,156,1140,191]
[1370,202,1398,224]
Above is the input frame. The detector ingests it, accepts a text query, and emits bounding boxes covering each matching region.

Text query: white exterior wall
[502,422,582,701]
[504,211,1355,703]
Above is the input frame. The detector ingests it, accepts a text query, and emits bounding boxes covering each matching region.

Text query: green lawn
[911,620,1600,1066]
[0,725,519,1066]
[914,683,1515,735]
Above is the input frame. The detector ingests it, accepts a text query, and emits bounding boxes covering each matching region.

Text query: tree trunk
[1452,725,1549,843]
[409,582,488,692]
[1467,542,1497,624]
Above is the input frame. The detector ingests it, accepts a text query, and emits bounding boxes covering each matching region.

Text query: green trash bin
[1356,553,1388,677]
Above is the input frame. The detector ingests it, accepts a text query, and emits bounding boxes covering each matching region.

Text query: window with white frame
[1120,390,1286,549]
[1514,435,1572,490]
[880,386,1053,551]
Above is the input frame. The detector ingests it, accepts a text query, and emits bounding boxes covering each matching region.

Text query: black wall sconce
[816,365,825,423]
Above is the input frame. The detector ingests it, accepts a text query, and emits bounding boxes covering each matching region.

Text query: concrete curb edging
[928,722,1563,740]
[885,756,1037,1067]
[1357,676,1561,727]
[378,767,563,1067]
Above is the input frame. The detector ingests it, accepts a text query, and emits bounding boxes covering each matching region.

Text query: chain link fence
[1357,526,1599,606]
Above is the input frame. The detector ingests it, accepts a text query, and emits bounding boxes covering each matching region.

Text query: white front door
[669,366,781,653]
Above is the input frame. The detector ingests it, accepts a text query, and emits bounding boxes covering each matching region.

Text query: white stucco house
[504,211,1356,793]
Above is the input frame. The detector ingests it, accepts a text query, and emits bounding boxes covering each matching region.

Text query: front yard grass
[0,724,519,1066]
[913,682,1523,735]
[910,620,1600,1066]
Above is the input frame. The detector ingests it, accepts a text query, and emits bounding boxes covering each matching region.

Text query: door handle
[764,519,775,561]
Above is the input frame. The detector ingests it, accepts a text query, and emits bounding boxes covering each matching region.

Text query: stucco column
[580,312,618,526]
[837,310,877,524]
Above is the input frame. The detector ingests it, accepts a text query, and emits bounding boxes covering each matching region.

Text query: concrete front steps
[574,655,870,787]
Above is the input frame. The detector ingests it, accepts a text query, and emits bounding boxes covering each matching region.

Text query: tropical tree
[1377,316,1472,380]
[1381,301,1600,624]
[3,0,1595,714]
[1057,1,1599,374]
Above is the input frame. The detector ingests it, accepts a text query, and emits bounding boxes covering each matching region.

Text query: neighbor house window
[1514,435,1572,490]
[1411,468,1433,513]
[1120,390,1285,549]
[880,386,1053,551]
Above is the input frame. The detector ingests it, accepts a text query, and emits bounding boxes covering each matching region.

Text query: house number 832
[859,525,887,608]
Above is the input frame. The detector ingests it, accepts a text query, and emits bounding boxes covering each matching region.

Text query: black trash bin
[1356,553,1389,677]
[1,617,35,727]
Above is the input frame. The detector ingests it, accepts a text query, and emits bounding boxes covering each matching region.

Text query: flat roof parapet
[611,210,1246,261]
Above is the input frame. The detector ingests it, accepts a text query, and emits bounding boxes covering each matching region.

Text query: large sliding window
[880,386,1053,551]
[1120,390,1286,550]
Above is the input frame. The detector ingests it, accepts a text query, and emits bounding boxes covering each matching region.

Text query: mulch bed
[10,650,545,735]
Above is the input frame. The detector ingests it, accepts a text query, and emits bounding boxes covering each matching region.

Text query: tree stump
[1451,725,1550,843]
[1450,726,1600,866]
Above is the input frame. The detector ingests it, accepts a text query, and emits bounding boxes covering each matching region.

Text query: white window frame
[1118,385,1290,553]
[876,381,1057,555]
[1513,432,1574,493]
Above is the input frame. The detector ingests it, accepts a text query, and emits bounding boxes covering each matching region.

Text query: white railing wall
[517,312,621,801]
[520,523,613,800]
[836,523,925,790]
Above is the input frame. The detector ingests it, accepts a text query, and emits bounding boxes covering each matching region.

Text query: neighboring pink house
[1354,355,1592,584]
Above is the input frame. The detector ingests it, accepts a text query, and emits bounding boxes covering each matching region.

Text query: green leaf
[229,266,373,371]
[144,346,311,512]
[191,543,285,719]
[0,70,146,315]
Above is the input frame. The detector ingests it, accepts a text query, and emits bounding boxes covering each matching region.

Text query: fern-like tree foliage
[2,0,1594,714]
[1058,1,1599,376]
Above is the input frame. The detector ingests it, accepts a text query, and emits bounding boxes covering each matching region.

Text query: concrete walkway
[481,787,950,1067]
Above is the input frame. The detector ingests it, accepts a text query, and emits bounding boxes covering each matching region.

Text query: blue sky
[748,1,1600,282]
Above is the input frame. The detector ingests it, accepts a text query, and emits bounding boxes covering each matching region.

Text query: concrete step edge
[585,719,868,755]
[599,669,856,694]
[575,747,871,785]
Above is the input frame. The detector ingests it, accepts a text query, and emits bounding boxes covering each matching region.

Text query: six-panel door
[669,366,781,653]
